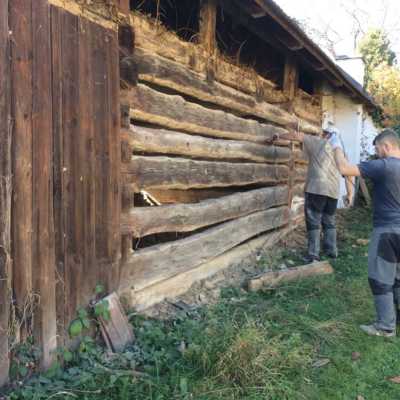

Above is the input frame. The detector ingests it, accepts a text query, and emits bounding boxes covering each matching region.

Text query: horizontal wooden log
[120,221,298,311]
[294,164,308,182]
[124,84,290,143]
[129,16,321,135]
[293,90,322,125]
[122,156,289,190]
[247,261,334,292]
[121,126,291,163]
[133,49,319,132]
[129,14,286,102]
[121,185,289,236]
[119,205,290,292]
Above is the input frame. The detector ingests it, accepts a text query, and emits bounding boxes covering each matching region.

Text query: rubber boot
[323,228,338,258]
[306,229,321,262]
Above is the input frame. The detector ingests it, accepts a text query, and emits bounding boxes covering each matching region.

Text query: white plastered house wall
[320,82,378,207]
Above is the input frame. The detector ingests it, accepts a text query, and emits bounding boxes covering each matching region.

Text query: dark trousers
[305,192,338,258]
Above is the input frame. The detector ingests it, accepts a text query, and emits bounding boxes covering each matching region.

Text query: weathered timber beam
[129,14,288,103]
[121,155,289,190]
[248,261,334,292]
[120,221,298,311]
[294,163,307,182]
[199,0,217,55]
[121,185,289,236]
[125,84,290,142]
[119,206,290,292]
[0,0,11,385]
[132,49,319,134]
[283,56,298,101]
[121,126,291,163]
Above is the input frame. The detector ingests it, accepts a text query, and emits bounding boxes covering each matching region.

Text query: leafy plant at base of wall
[9,337,41,382]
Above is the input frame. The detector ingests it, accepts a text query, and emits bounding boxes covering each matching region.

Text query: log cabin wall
[0,0,322,384]
[118,0,322,310]
[1,0,120,381]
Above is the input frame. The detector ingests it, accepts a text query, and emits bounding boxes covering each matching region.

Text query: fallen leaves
[356,239,369,246]
[387,375,400,384]
[312,358,330,368]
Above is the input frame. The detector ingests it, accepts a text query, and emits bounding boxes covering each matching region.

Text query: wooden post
[283,56,298,102]
[0,0,11,386]
[199,0,217,81]
[116,0,130,15]
[199,0,217,55]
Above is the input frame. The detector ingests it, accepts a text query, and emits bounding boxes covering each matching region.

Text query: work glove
[328,133,343,150]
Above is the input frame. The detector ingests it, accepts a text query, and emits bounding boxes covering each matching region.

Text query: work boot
[306,229,321,262]
[359,323,396,337]
[323,228,338,258]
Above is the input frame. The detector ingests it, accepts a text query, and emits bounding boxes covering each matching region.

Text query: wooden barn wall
[3,0,120,378]
[117,8,321,310]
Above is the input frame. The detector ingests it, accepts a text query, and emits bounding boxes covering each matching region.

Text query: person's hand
[328,133,342,150]
[343,192,353,207]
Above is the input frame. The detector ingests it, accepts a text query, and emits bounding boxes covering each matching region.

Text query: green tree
[358,29,396,86]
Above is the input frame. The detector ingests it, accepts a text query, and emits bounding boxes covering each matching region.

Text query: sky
[275,0,400,60]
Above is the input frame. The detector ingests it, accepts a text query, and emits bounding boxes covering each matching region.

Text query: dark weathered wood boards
[10,0,33,330]
[0,0,11,385]
[122,126,291,163]
[122,156,289,190]
[120,206,290,292]
[32,0,57,369]
[121,186,289,236]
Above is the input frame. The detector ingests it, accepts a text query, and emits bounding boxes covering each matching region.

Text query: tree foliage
[358,29,399,133]
[358,29,396,86]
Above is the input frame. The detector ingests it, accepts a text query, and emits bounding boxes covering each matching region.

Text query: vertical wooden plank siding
[51,5,67,346]
[78,18,97,302]
[10,0,33,339]
[0,0,11,386]
[107,29,121,290]
[92,24,111,289]
[61,11,81,324]
[31,0,57,369]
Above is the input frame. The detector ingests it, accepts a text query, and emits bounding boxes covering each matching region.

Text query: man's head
[322,125,338,140]
[373,129,400,158]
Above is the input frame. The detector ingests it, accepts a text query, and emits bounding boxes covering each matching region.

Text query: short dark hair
[373,128,400,147]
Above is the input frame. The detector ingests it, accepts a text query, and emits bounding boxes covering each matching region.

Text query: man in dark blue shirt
[331,128,400,337]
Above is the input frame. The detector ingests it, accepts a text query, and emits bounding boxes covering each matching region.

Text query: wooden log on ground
[121,185,289,236]
[247,261,334,292]
[120,222,298,311]
[119,206,290,292]
[122,156,289,190]
[121,126,291,163]
[0,0,11,385]
[124,84,291,143]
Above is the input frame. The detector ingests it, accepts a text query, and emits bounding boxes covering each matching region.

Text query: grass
[5,206,400,400]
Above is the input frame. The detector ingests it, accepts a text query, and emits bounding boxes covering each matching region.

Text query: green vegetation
[5,206,400,400]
